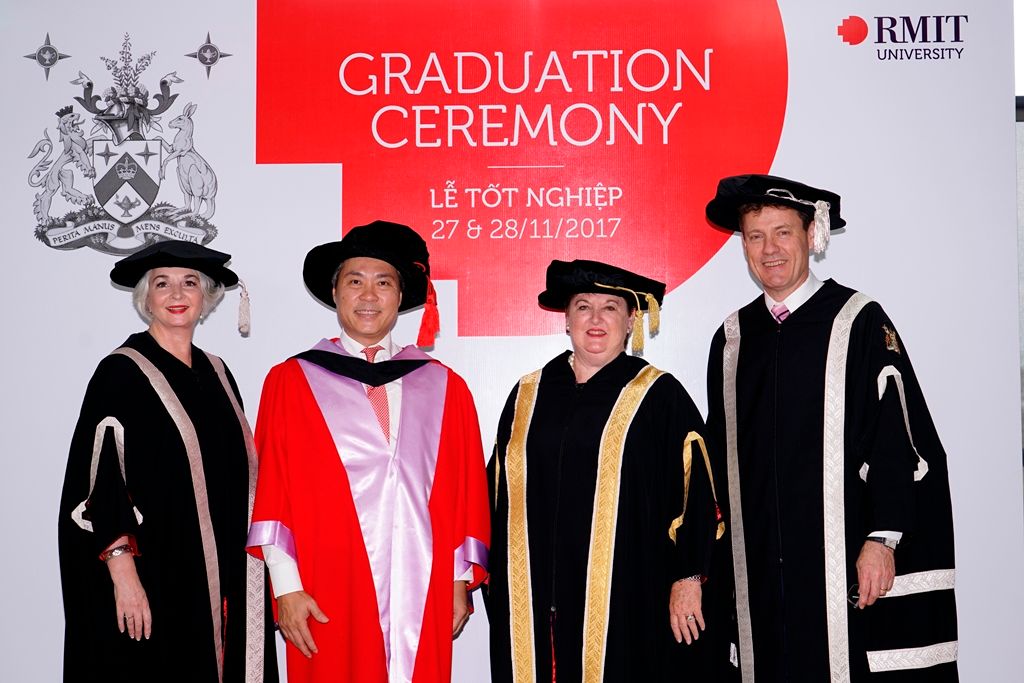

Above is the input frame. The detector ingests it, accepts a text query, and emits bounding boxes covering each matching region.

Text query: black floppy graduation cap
[303,220,439,347]
[110,240,239,288]
[110,240,249,335]
[537,259,666,355]
[705,174,846,254]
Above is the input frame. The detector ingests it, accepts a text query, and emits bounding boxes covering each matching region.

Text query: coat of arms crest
[882,324,902,355]
[27,34,219,254]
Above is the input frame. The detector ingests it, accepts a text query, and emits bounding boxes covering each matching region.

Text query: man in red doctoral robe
[246,221,490,683]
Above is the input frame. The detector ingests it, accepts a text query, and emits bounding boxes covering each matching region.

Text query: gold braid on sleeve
[668,431,726,543]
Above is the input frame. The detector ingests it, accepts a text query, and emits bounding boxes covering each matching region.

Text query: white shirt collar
[764,270,823,315]
[336,329,396,361]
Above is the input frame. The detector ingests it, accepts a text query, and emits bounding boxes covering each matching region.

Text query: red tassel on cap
[416,277,440,347]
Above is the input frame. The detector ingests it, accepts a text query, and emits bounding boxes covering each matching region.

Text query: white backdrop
[1,1,1021,681]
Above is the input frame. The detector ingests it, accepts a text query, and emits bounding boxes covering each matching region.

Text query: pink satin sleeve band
[246,520,297,561]
[454,535,489,576]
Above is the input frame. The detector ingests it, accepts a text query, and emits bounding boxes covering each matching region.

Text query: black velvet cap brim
[538,259,666,311]
[705,173,847,232]
[109,240,238,288]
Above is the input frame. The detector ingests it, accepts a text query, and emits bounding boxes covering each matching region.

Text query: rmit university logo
[838,14,967,61]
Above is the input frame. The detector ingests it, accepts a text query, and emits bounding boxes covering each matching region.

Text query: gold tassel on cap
[645,294,660,336]
[631,309,645,355]
[595,281,660,356]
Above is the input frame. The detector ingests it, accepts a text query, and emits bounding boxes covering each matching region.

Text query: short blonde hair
[132,269,225,323]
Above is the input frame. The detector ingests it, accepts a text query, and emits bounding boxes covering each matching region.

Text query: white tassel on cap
[767,188,832,255]
[238,279,251,336]
[810,200,831,255]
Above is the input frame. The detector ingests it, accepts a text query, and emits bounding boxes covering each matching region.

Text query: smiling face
[740,205,811,302]
[332,256,402,346]
[146,267,204,334]
[565,292,634,370]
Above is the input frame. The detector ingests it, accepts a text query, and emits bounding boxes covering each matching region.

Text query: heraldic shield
[92,139,162,224]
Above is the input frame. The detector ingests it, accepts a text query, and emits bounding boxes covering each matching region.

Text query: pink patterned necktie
[771,303,790,323]
[361,346,390,443]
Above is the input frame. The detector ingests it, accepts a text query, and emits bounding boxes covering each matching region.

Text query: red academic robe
[247,345,489,683]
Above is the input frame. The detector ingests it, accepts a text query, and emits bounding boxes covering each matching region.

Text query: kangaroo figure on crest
[160,102,217,220]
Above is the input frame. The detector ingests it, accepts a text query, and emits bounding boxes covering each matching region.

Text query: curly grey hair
[131,269,225,323]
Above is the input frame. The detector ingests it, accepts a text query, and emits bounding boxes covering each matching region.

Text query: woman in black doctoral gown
[485,259,727,682]
[57,241,277,683]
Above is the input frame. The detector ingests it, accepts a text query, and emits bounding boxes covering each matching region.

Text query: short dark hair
[737,201,814,231]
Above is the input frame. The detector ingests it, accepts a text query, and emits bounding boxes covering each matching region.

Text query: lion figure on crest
[27,106,97,224]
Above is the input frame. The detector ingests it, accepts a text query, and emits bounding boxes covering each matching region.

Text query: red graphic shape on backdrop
[838,16,870,45]
[257,0,787,336]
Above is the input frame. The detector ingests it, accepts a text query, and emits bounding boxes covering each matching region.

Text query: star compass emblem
[186,32,232,78]
[24,33,71,81]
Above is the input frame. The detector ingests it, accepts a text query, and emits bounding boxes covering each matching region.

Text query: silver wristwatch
[866,535,898,550]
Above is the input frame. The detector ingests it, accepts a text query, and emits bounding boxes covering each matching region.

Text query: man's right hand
[277,591,329,658]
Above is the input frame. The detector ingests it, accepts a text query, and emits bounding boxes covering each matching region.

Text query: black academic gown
[706,279,958,682]
[57,332,278,683]
[486,351,721,682]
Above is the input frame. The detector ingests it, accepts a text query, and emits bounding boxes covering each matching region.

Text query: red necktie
[361,346,390,443]
[771,303,790,323]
